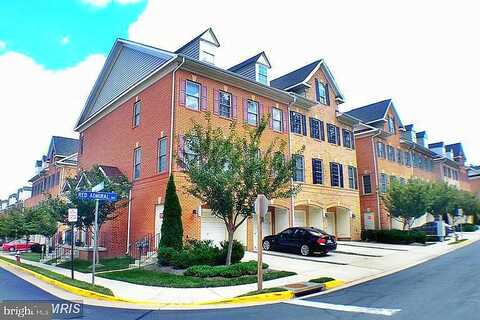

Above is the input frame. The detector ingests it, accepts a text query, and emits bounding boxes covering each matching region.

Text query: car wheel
[262,240,271,251]
[300,244,310,256]
[9,247,15,252]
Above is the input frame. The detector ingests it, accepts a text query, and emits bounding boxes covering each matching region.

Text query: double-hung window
[396,149,403,164]
[293,155,305,182]
[247,100,259,126]
[343,129,354,149]
[219,91,232,118]
[380,173,388,193]
[327,124,340,145]
[158,137,167,173]
[312,158,323,184]
[348,166,358,189]
[257,64,268,85]
[272,107,283,132]
[362,175,372,194]
[405,152,412,167]
[133,101,141,127]
[133,147,142,180]
[290,111,306,135]
[315,79,327,104]
[330,162,344,188]
[310,118,324,140]
[376,142,386,158]
[387,145,395,161]
[186,80,200,110]
[387,116,395,133]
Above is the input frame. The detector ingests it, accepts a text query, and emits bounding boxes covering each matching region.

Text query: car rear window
[308,228,328,236]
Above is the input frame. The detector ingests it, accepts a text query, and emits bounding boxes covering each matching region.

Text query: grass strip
[448,239,468,245]
[309,277,335,283]
[0,256,114,296]
[99,268,295,288]
[56,256,134,273]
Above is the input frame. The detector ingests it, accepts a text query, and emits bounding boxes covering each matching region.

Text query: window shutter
[336,126,341,145]
[352,131,356,149]
[213,89,220,115]
[314,78,320,102]
[301,114,307,136]
[259,102,263,124]
[290,111,295,132]
[269,106,273,129]
[243,98,248,123]
[232,95,238,119]
[177,135,185,169]
[339,164,344,188]
[309,118,314,137]
[330,163,334,186]
[320,121,325,141]
[283,110,289,133]
[179,80,186,106]
[325,83,330,105]
[200,85,208,111]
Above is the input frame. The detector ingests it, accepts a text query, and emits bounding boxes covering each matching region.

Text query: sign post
[67,208,78,280]
[255,194,269,292]
[77,186,117,286]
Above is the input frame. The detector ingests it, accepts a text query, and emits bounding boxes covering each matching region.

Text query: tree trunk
[226,225,235,266]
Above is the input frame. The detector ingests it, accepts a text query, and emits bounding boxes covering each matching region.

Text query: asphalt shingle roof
[51,136,79,157]
[445,143,465,158]
[228,52,264,72]
[270,60,321,90]
[345,99,392,123]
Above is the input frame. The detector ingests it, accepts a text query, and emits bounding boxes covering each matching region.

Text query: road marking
[285,299,401,316]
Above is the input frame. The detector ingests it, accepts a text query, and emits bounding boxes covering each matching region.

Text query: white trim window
[158,137,167,173]
[133,101,141,127]
[247,100,259,126]
[315,79,327,104]
[219,91,232,118]
[257,64,268,85]
[186,80,201,110]
[133,147,142,180]
[293,155,305,182]
[201,51,215,64]
[272,107,283,132]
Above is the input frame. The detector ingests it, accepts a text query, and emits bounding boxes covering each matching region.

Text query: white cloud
[81,0,142,7]
[0,40,6,51]
[129,0,480,165]
[0,52,104,199]
[61,36,70,45]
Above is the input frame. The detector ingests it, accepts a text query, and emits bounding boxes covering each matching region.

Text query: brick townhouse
[346,99,472,230]
[74,28,364,257]
[25,136,79,208]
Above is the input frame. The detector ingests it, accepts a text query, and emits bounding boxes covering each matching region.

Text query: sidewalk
[2,231,479,304]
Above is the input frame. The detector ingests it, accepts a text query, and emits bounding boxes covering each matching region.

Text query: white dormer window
[257,64,268,85]
[387,116,395,133]
[201,50,215,64]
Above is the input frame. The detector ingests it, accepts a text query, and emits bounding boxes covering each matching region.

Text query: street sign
[77,191,118,202]
[91,182,104,192]
[456,208,464,217]
[255,194,269,218]
[254,194,269,292]
[67,208,78,223]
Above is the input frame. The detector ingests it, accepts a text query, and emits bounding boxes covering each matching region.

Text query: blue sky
[0,0,147,69]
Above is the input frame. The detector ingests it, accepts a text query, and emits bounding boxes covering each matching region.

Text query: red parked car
[2,239,36,252]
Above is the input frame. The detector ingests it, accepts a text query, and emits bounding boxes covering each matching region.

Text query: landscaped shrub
[361,229,426,244]
[455,223,479,232]
[160,175,183,250]
[157,246,178,266]
[218,240,245,264]
[184,261,268,278]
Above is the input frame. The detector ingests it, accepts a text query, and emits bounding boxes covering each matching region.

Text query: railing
[128,232,160,266]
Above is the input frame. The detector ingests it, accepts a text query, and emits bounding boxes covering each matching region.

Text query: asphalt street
[1,241,479,320]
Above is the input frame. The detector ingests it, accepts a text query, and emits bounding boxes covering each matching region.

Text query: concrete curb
[0,258,295,308]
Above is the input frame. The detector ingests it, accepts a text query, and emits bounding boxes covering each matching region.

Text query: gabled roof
[345,99,392,124]
[228,52,271,73]
[175,27,220,54]
[47,136,79,159]
[75,38,175,129]
[445,143,466,159]
[98,165,124,178]
[416,131,427,139]
[270,59,345,102]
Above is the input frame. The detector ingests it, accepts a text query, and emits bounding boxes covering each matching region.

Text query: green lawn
[309,277,335,284]
[0,256,113,296]
[238,287,288,297]
[99,269,296,288]
[20,252,42,262]
[56,256,134,273]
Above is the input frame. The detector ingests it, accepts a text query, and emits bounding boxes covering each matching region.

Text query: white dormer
[255,53,271,85]
[228,51,271,85]
[176,28,220,66]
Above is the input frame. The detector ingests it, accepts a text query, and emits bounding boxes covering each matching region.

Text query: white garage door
[253,212,271,250]
[275,208,289,234]
[310,208,324,230]
[201,209,227,246]
[294,210,306,227]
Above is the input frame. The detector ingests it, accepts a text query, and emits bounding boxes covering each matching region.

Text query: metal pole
[257,211,263,291]
[71,223,74,280]
[92,199,99,286]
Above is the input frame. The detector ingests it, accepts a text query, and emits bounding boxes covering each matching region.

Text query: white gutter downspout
[288,96,296,227]
[169,57,186,174]
[371,131,383,230]
[125,189,132,255]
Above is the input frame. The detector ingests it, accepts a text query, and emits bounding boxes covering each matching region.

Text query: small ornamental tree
[179,114,302,265]
[382,179,431,230]
[160,175,183,249]
[454,190,480,222]
[428,182,458,220]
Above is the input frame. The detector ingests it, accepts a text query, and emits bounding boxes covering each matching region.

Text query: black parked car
[411,221,454,239]
[262,227,337,256]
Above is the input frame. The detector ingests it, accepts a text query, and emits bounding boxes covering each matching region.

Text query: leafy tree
[428,182,458,220]
[159,175,183,249]
[0,209,28,239]
[62,165,131,235]
[179,114,301,265]
[454,190,480,223]
[382,179,431,230]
